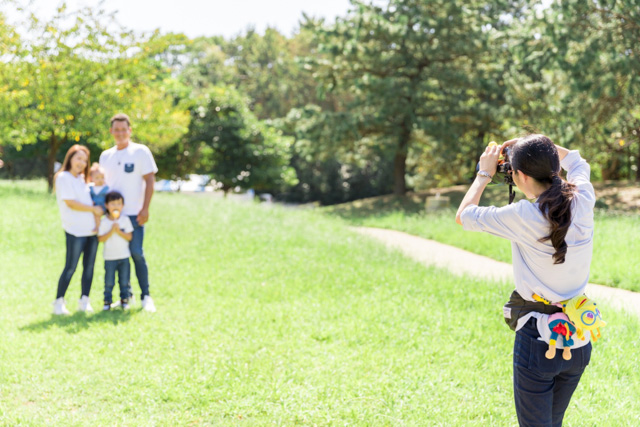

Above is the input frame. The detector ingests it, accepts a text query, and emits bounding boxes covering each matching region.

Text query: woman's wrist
[477,170,493,180]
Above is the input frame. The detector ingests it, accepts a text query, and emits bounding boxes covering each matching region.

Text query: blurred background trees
[1,0,639,200]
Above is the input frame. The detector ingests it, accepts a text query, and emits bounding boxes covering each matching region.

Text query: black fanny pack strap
[503,290,562,331]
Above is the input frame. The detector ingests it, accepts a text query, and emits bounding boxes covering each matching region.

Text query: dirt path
[354,226,640,318]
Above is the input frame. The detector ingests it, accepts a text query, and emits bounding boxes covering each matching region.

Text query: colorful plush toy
[562,295,606,342]
[545,312,576,360]
[534,293,606,360]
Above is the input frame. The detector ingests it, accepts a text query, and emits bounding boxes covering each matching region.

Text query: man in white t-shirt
[99,113,158,312]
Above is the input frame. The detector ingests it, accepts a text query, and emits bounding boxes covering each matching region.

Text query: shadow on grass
[19,309,141,334]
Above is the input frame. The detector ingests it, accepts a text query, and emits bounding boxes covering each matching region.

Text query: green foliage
[0,5,189,189]
[224,28,316,119]
[186,86,297,193]
[504,0,640,179]
[278,105,394,204]
[305,0,530,195]
[4,0,640,201]
[179,27,330,121]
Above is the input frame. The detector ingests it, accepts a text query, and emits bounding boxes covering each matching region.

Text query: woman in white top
[53,145,104,315]
[456,134,595,427]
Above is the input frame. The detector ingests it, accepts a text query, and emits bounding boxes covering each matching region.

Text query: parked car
[155,179,180,192]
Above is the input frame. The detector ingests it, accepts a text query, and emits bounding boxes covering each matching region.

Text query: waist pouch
[503,290,562,331]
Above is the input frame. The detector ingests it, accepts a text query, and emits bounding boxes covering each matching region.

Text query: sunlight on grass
[1,180,639,425]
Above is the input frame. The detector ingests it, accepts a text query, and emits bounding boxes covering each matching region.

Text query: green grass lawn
[325,189,640,292]
[1,180,639,425]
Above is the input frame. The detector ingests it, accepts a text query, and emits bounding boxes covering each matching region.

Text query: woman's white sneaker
[52,297,70,315]
[78,295,94,313]
[141,295,156,313]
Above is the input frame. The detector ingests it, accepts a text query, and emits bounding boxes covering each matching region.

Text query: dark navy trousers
[513,317,591,427]
[56,232,98,299]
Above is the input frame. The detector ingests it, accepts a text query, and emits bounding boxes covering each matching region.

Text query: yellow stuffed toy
[562,295,606,342]
[533,293,606,360]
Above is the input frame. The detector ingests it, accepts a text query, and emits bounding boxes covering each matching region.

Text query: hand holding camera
[478,142,501,177]
[474,139,517,203]
[477,140,515,186]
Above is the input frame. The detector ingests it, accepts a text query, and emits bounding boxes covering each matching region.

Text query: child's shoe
[52,297,70,315]
[141,295,156,313]
[78,295,94,313]
[121,298,130,310]
[112,294,133,308]
[103,301,111,311]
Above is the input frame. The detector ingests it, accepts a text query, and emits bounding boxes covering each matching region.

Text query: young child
[89,163,109,232]
[98,191,133,310]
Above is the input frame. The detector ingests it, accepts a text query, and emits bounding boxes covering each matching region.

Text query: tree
[179,26,333,121]
[509,0,640,180]
[0,9,21,167]
[280,105,394,204]
[186,86,297,194]
[0,4,189,190]
[307,0,529,195]
[554,0,640,180]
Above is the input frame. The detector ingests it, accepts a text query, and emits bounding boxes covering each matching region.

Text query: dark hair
[510,134,576,264]
[110,113,131,127]
[54,145,91,184]
[105,191,125,205]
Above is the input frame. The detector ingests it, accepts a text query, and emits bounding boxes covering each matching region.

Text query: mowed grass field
[325,188,640,292]
[1,180,639,425]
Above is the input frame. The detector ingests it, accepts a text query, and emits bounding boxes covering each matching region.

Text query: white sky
[5,0,353,38]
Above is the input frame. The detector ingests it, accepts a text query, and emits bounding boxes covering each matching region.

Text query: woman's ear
[516,170,529,183]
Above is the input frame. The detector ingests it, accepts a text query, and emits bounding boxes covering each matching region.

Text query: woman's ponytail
[537,175,576,264]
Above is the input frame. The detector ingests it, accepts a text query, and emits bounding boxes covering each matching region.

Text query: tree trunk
[602,153,619,181]
[392,125,411,196]
[47,133,62,192]
[636,133,640,181]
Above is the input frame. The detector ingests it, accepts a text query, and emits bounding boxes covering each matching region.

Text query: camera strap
[508,184,516,204]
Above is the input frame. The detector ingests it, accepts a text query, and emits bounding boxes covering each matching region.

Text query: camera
[476,145,517,204]
[476,146,514,186]
[495,147,514,186]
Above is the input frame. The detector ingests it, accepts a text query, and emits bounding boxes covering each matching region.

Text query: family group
[53,113,157,314]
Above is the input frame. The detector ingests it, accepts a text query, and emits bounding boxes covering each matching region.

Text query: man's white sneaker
[52,297,70,315]
[78,295,94,313]
[141,295,156,313]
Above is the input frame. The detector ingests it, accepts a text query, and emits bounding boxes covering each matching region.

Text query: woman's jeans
[513,317,592,427]
[129,216,150,298]
[56,232,98,299]
[104,258,131,303]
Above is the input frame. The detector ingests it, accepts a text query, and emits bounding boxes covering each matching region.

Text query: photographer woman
[455,134,596,426]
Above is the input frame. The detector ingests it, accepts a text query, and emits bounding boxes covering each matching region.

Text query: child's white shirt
[99,216,134,260]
